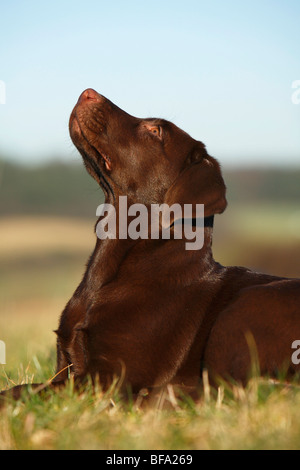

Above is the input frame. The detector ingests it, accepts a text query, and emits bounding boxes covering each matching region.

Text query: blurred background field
[0,159,300,391]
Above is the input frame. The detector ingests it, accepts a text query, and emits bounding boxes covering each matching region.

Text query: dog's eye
[151,127,160,135]
[149,126,162,138]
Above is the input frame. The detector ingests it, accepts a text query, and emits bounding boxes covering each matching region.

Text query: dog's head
[69,88,227,219]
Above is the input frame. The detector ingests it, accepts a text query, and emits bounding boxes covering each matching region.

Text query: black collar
[172,215,214,228]
[190,216,214,227]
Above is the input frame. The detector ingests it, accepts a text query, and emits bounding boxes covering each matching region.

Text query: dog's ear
[164,143,227,219]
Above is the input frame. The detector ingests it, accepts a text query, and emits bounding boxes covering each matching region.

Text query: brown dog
[1,89,300,403]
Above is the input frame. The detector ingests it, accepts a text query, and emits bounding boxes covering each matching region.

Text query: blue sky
[0,0,299,167]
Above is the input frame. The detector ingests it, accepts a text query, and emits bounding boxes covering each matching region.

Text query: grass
[1,212,300,450]
[2,372,300,450]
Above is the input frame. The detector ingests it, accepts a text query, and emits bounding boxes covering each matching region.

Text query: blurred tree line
[0,159,103,217]
[0,159,300,217]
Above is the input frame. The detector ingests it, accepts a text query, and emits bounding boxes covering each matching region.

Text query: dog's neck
[85,219,216,289]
